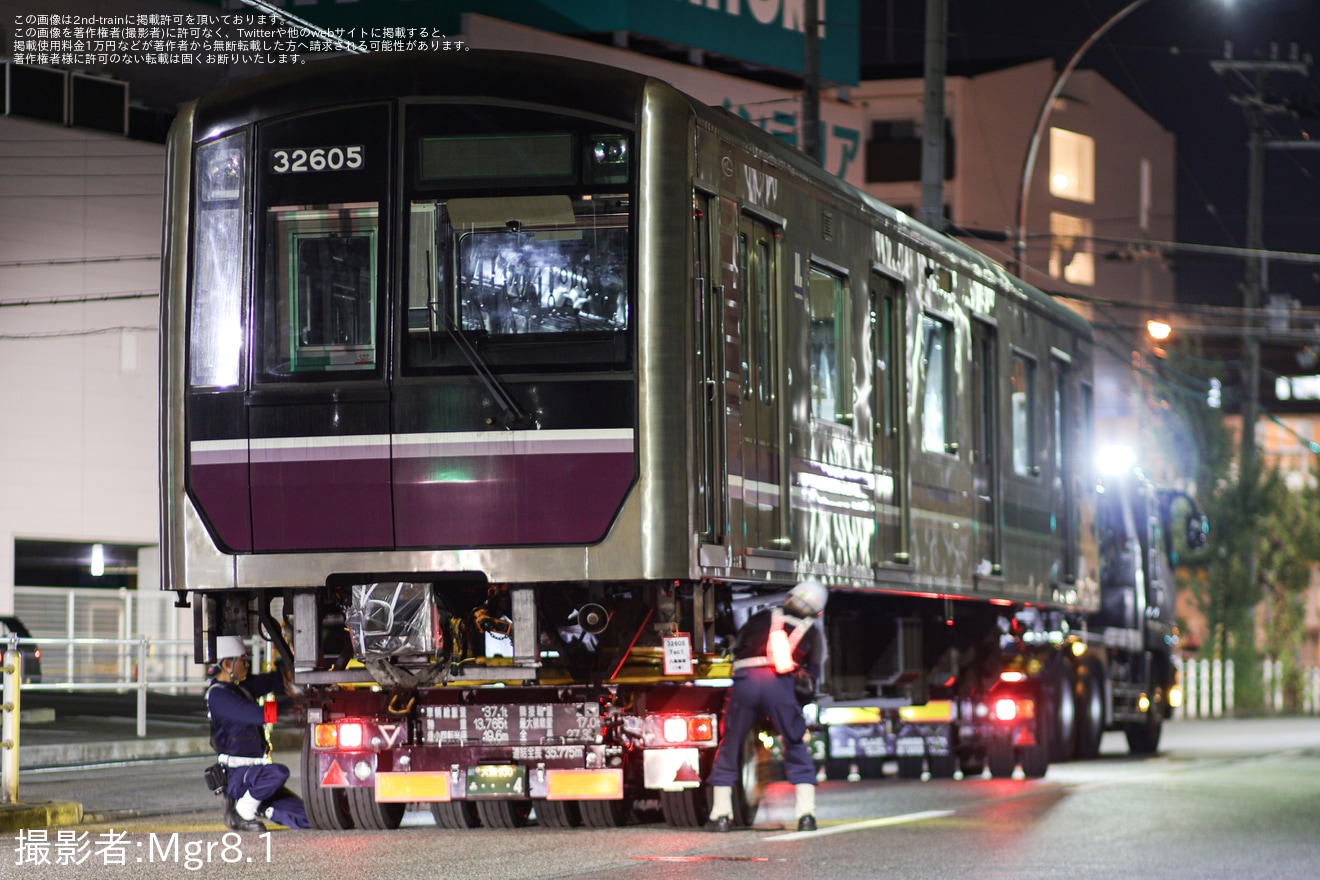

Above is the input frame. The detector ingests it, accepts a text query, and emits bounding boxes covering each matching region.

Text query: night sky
[862,0,1320,309]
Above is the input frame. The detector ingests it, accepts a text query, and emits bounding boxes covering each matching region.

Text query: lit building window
[1049,212,1095,286]
[1048,128,1094,203]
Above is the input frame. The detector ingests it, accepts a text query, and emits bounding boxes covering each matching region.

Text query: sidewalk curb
[0,801,84,832]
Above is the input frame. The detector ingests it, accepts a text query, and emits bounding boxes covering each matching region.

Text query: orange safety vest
[732,609,814,673]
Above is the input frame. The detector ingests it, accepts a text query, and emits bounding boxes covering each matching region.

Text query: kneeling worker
[207,635,310,830]
[707,579,828,832]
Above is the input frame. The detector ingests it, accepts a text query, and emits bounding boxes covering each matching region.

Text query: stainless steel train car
[161,50,1110,829]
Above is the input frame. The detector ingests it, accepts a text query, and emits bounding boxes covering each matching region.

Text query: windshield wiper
[442,311,536,430]
[426,253,536,430]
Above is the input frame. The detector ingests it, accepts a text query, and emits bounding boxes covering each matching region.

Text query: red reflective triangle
[320,759,348,787]
[673,761,701,783]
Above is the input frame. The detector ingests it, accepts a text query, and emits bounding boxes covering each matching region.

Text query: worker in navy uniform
[207,635,310,831]
[707,579,828,832]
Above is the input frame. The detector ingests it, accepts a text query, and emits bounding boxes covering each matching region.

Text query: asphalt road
[10,718,1320,880]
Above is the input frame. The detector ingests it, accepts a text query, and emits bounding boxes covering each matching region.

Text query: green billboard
[264,0,860,86]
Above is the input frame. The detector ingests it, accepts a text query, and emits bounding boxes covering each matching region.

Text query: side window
[808,266,852,423]
[920,314,954,454]
[1011,353,1038,476]
[754,238,774,402]
[260,202,379,378]
[190,133,246,388]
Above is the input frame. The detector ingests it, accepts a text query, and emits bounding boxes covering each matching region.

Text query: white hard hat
[215,635,249,660]
[785,579,828,617]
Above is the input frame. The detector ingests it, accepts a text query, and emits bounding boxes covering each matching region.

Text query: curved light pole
[1012,0,1152,275]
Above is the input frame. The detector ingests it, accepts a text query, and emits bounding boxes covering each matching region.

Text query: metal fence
[13,585,204,688]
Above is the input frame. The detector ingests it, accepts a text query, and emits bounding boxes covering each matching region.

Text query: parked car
[0,616,42,683]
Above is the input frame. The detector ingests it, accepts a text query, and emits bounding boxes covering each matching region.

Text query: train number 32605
[270,146,364,174]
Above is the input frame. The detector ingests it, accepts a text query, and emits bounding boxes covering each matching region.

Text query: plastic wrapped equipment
[345,582,442,659]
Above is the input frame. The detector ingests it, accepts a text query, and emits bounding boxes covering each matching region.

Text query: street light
[1012,0,1153,275]
[1147,319,1172,341]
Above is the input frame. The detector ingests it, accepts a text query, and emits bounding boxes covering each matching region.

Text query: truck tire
[733,729,770,827]
[1125,717,1162,755]
[660,787,710,827]
[345,786,406,829]
[1073,661,1105,760]
[1020,699,1051,778]
[856,756,886,779]
[534,799,582,828]
[987,734,1015,779]
[927,752,957,779]
[475,799,532,829]
[1046,656,1077,764]
[896,755,924,779]
[823,757,852,781]
[300,736,354,830]
[579,798,630,828]
[430,801,482,829]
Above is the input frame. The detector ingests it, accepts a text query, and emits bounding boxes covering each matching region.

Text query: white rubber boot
[794,783,817,831]
[235,791,262,821]
[709,785,734,831]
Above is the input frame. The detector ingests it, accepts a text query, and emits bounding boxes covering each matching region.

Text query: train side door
[726,209,787,553]
[872,273,909,564]
[694,192,726,546]
[972,319,1001,575]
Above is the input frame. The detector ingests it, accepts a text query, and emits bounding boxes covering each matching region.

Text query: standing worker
[207,635,310,830]
[707,579,828,832]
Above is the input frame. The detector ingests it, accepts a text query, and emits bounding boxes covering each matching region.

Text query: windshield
[405,194,631,373]
[456,216,628,336]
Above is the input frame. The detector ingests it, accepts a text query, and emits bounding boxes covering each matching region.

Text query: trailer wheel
[896,755,923,779]
[300,736,354,830]
[958,755,986,779]
[475,799,532,829]
[1073,661,1105,760]
[1019,741,1049,778]
[579,798,630,828]
[430,801,482,829]
[732,727,774,827]
[1125,717,1162,755]
[345,786,406,830]
[987,734,1015,779]
[660,787,710,827]
[823,758,852,781]
[1019,708,1051,778]
[534,799,582,828]
[927,753,957,779]
[1046,655,1077,764]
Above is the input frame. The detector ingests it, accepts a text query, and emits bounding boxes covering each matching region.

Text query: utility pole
[919,0,947,231]
[1210,41,1311,654]
[802,0,821,166]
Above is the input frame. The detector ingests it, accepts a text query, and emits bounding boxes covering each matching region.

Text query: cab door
[247,104,394,551]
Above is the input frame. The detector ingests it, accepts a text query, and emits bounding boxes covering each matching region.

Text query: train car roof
[189,49,1088,341]
[191,49,652,143]
[684,100,1092,340]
